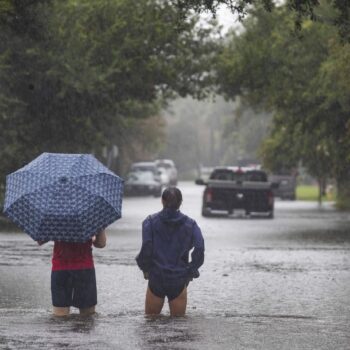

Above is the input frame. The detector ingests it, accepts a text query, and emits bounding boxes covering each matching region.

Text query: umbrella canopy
[3,153,124,242]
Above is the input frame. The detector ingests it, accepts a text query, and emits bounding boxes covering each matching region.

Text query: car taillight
[205,188,213,202]
[268,190,274,206]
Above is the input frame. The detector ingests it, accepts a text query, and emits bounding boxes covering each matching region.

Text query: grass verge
[296,185,332,201]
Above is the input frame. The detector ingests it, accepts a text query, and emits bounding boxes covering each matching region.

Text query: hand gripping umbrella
[3,153,124,242]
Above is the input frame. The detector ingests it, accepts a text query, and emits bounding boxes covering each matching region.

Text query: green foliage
[296,185,330,202]
[220,103,272,165]
[175,0,350,41]
[260,121,299,173]
[216,3,350,206]
[0,0,217,191]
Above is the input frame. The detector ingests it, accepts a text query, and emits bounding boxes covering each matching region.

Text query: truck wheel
[202,206,212,217]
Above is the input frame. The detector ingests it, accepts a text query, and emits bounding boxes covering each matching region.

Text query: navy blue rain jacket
[136,208,204,280]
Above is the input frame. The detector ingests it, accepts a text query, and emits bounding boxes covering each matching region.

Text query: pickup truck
[195,167,276,218]
[268,173,297,200]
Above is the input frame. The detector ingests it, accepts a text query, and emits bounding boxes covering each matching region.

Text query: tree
[312,40,350,207]
[216,4,350,207]
[174,0,350,42]
[0,0,217,193]
[160,96,239,177]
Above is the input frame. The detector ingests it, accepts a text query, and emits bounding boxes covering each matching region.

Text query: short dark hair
[162,187,182,210]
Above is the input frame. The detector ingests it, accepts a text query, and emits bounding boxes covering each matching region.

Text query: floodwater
[1,182,349,349]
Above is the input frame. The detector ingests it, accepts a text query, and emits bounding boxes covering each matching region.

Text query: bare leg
[169,287,187,317]
[53,306,70,316]
[79,306,95,316]
[145,287,164,315]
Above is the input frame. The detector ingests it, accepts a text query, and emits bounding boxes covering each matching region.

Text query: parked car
[130,161,161,182]
[130,161,158,174]
[197,166,214,183]
[195,166,277,218]
[268,174,297,200]
[155,159,178,185]
[158,167,171,186]
[124,171,162,197]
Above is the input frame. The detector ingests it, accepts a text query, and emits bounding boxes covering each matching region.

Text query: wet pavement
[0,182,349,349]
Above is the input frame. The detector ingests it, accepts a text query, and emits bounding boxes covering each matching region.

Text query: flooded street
[1,182,350,349]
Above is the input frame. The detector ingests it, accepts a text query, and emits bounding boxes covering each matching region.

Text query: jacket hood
[159,208,187,225]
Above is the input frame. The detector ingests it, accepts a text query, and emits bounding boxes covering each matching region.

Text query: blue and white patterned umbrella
[3,153,124,242]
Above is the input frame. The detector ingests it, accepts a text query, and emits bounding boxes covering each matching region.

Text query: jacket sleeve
[188,221,205,278]
[135,217,153,272]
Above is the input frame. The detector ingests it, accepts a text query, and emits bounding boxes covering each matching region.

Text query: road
[0,182,349,349]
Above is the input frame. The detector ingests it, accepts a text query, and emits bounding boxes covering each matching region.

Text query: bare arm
[93,230,106,248]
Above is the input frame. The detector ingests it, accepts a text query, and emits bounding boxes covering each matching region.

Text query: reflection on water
[1,310,349,350]
[48,313,96,334]
[140,316,199,349]
[0,240,52,266]
[1,311,99,350]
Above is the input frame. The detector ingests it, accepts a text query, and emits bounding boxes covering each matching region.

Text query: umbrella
[3,152,124,242]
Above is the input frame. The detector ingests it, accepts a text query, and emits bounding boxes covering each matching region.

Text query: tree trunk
[317,178,323,205]
[336,176,350,210]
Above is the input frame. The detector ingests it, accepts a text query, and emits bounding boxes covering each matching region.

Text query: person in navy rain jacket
[136,187,205,316]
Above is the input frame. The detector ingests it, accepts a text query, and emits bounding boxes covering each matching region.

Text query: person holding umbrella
[3,153,124,316]
[136,187,204,316]
[38,230,106,316]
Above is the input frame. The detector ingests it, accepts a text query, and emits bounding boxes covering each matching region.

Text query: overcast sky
[200,5,242,35]
[217,6,240,33]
